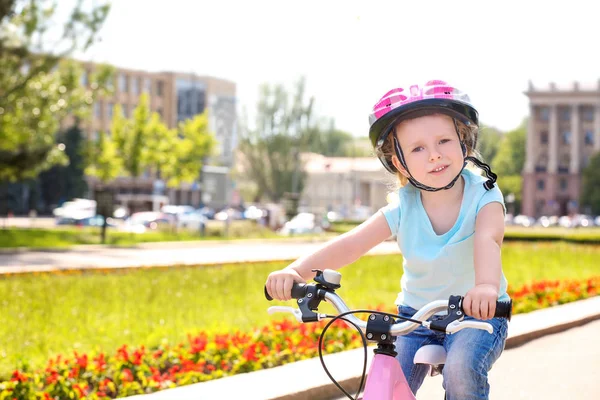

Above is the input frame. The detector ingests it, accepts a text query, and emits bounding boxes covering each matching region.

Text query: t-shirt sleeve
[379,196,401,236]
[476,184,506,215]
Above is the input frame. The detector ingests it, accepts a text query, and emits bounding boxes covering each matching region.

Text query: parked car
[177,210,207,232]
[513,215,535,227]
[125,212,174,232]
[278,212,323,235]
[571,214,594,228]
[536,215,559,228]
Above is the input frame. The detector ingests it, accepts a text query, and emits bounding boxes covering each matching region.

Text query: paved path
[0,240,400,274]
[360,319,600,400]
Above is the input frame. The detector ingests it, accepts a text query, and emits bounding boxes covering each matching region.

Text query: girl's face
[392,114,464,189]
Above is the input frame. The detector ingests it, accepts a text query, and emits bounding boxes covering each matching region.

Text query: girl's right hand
[265,268,306,301]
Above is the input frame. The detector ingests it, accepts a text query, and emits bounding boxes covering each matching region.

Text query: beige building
[79,61,237,212]
[300,153,392,218]
[523,81,600,217]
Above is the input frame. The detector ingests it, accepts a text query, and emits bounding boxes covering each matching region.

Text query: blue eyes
[411,139,451,153]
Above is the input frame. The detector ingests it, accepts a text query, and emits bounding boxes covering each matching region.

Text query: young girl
[265,80,509,400]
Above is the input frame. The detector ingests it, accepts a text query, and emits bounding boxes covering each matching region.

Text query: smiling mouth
[430,165,448,173]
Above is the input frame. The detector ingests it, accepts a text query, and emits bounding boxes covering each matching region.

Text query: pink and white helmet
[369,80,479,173]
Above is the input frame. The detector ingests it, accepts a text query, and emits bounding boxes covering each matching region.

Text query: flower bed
[1,276,598,399]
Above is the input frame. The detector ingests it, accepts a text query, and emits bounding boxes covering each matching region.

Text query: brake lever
[267,306,304,323]
[445,320,493,334]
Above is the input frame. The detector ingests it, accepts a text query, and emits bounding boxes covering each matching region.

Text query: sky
[72,0,600,137]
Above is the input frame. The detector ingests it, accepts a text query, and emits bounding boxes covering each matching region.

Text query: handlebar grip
[264,282,308,301]
[494,299,513,321]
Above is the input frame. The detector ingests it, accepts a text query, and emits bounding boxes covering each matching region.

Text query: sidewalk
[0,239,400,275]
[129,296,600,400]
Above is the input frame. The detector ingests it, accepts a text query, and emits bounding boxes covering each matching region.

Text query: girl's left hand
[463,284,499,320]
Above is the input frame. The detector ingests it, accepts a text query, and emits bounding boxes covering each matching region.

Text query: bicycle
[264,269,512,400]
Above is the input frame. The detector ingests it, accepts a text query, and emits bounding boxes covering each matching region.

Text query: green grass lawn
[2,224,600,250]
[0,221,336,249]
[1,241,599,379]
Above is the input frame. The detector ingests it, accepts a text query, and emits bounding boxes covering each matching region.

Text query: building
[300,153,392,219]
[523,81,600,217]
[80,61,237,212]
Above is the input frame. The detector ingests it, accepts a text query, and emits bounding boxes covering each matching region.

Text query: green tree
[85,131,122,184]
[477,123,503,164]
[0,0,111,181]
[490,120,527,214]
[165,113,216,187]
[491,120,527,175]
[92,95,215,189]
[305,122,365,157]
[237,78,316,203]
[38,120,90,209]
[580,152,600,215]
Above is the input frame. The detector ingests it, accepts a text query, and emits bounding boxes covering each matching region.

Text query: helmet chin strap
[392,120,497,192]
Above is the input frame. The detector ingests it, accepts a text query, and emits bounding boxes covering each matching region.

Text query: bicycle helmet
[368,80,496,191]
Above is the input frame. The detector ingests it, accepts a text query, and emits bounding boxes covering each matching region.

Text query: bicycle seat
[413,344,446,376]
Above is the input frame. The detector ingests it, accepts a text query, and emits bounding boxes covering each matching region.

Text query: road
[335,319,600,399]
[0,239,400,274]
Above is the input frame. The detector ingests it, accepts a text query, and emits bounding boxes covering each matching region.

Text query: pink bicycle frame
[362,354,415,400]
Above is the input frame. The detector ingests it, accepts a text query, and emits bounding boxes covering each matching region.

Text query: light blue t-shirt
[380,168,510,309]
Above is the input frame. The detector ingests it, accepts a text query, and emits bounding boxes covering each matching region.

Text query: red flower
[10,370,27,383]
[121,368,134,382]
[74,351,88,369]
[94,353,107,371]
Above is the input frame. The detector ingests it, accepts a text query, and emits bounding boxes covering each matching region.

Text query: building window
[540,131,548,144]
[537,179,545,191]
[585,131,594,146]
[107,102,114,120]
[94,102,101,118]
[119,73,128,93]
[582,107,594,122]
[562,131,571,145]
[560,108,571,121]
[157,81,164,97]
[560,179,567,191]
[133,77,140,95]
[145,78,152,94]
[539,107,550,122]
[559,153,570,173]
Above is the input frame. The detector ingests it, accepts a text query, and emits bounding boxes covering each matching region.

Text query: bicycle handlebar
[264,279,512,336]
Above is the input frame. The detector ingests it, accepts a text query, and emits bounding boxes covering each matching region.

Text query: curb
[129,296,600,400]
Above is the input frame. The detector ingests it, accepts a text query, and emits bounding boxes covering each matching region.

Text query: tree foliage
[86,94,216,188]
[237,78,316,202]
[0,0,111,181]
[581,152,600,215]
[491,120,527,176]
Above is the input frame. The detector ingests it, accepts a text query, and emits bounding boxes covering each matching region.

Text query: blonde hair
[378,113,480,189]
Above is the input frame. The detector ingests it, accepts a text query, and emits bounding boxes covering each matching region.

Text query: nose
[429,150,442,162]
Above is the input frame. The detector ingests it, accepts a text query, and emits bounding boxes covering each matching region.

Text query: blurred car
[243,205,264,220]
[558,215,573,228]
[125,211,174,232]
[513,214,536,227]
[536,215,558,228]
[177,210,207,232]
[215,208,244,221]
[571,214,594,228]
[53,198,96,222]
[326,211,343,222]
[278,212,323,235]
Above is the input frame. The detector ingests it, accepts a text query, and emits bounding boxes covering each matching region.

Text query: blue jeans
[394,305,508,400]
